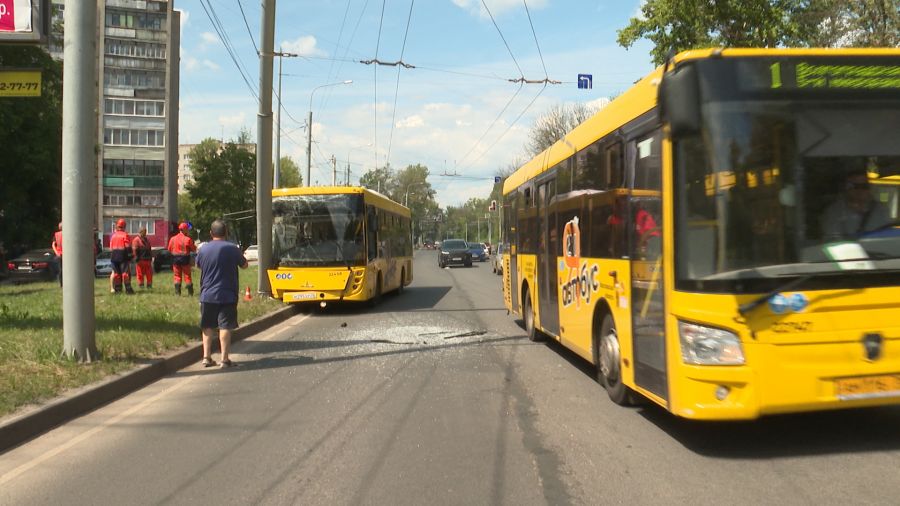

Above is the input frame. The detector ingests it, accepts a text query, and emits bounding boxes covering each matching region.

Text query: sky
[175,0,656,207]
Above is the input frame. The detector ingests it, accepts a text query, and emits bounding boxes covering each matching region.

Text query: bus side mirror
[659,63,700,136]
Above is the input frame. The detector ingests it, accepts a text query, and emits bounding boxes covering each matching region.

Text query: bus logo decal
[560,216,599,309]
[275,273,293,280]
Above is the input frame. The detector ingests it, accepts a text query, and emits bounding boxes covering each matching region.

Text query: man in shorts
[196,219,248,368]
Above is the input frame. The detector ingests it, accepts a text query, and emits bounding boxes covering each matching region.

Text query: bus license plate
[835,374,900,400]
[290,292,316,301]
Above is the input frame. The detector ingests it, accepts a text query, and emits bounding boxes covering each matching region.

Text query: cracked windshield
[273,194,365,268]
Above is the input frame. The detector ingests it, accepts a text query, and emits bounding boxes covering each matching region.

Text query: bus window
[574,141,603,191]
[606,143,624,188]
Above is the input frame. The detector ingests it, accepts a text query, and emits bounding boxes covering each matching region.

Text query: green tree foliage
[617,0,809,65]
[358,165,394,195]
[185,139,257,246]
[0,46,63,254]
[278,156,302,188]
[618,0,900,66]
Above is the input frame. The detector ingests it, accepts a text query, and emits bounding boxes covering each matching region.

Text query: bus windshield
[272,194,366,267]
[674,59,900,292]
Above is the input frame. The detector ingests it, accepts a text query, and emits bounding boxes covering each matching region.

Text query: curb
[0,304,298,455]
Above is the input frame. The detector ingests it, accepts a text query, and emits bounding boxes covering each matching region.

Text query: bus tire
[397,268,405,295]
[523,287,544,342]
[595,313,632,405]
[370,275,383,307]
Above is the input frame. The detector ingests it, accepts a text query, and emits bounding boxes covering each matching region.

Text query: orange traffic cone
[243,286,252,301]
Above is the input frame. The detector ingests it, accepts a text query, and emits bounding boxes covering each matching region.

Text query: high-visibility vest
[110,230,130,250]
[52,231,63,255]
[168,233,194,255]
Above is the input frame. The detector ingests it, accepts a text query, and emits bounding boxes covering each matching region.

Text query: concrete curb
[0,304,298,455]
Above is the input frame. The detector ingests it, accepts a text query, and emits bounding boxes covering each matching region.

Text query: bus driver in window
[821,169,891,241]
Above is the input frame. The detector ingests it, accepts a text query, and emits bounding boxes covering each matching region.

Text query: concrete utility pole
[274,49,298,189]
[256,0,276,296]
[331,155,337,186]
[60,0,99,361]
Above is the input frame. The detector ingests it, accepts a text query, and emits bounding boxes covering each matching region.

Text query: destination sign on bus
[767,60,900,91]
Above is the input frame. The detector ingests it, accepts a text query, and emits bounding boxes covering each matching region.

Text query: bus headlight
[678,321,744,365]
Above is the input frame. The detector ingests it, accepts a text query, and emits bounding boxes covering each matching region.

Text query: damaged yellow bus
[501,47,900,420]
[268,186,412,306]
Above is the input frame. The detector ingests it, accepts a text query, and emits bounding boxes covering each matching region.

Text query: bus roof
[502,46,900,196]
[272,185,410,217]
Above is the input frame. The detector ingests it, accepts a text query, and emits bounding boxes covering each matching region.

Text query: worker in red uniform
[167,222,196,296]
[51,221,63,287]
[109,218,135,294]
[132,227,153,289]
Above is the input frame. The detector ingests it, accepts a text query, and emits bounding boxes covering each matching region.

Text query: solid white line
[0,311,311,486]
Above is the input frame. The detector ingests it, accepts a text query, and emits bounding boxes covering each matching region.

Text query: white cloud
[201,59,221,71]
[281,35,327,57]
[183,54,198,71]
[396,115,424,129]
[175,9,189,30]
[219,112,246,128]
[200,31,219,49]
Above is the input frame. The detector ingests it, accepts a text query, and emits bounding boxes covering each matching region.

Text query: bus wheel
[596,314,631,405]
[371,276,383,306]
[397,269,405,295]
[523,288,544,342]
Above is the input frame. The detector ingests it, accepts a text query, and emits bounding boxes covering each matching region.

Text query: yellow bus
[501,48,900,420]
[268,186,413,306]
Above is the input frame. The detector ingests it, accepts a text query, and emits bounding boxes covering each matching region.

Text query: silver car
[491,244,505,275]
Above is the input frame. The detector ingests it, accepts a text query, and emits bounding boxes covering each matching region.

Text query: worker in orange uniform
[51,221,63,287]
[167,222,196,296]
[109,218,135,294]
[132,227,153,289]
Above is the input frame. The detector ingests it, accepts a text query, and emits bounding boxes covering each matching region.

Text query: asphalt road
[3,250,900,505]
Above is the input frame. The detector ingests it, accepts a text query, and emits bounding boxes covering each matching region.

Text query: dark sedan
[438,239,472,268]
[152,247,173,272]
[7,249,59,283]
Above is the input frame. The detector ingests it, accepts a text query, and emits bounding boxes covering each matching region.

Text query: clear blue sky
[176,0,655,206]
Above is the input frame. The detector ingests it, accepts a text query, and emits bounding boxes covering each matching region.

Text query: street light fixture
[307,80,353,187]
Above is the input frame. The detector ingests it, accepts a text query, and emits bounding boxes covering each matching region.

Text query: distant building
[51,0,180,248]
[177,142,257,193]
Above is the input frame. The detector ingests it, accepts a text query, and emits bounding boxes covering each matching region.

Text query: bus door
[507,197,519,311]
[628,132,667,400]
[537,179,560,336]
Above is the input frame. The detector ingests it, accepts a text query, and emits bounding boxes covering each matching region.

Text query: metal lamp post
[306,80,352,187]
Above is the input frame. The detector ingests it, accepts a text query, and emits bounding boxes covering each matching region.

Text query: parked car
[438,239,472,268]
[7,249,59,283]
[467,242,489,262]
[152,247,173,273]
[95,250,136,277]
[491,243,505,275]
[95,250,113,277]
[244,245,259,262]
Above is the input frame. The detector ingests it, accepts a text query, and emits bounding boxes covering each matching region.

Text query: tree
[278,156,302,187]
[525,103,599,157]
[617,0,812,65]
[0,46,63,255]
[185,138,257,246]
[800,0,900,47]
[359,165,394,194]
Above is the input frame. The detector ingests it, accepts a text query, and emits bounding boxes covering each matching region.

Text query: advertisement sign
[0,0,33,33]
[0,70,41,96]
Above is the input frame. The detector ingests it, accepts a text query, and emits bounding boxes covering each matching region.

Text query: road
[3,250,900,505]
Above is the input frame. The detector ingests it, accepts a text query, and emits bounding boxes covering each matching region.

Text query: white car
[244,245,259,262]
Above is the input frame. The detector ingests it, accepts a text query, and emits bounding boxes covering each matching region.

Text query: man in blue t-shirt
[196,219,248,368]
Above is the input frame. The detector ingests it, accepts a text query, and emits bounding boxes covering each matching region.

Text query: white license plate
[17,266,31,271]
[290,292,317,301]
[452,257,462,261]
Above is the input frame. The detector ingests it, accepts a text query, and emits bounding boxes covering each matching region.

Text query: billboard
[0,0,50,44]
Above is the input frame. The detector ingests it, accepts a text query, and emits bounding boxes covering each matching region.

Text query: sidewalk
[0,304,299,454]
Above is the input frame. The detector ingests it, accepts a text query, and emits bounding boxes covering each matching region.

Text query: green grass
[0,266,282,417]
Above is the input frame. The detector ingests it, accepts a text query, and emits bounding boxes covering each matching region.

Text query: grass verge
[0,266,281,418]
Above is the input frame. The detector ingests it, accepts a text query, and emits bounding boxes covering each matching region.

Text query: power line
[236,0,259,55]
[373,0,388,173]
[455,83,523,169]
[386,0,417,168]
[198,0,258,102]
[522,0,547,80]
[481,0,524,79]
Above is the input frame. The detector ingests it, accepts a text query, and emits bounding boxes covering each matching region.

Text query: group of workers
[51,219,198,296]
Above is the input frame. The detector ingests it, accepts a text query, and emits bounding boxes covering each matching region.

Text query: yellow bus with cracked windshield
[268,186,412,306]
[501,48,900,420]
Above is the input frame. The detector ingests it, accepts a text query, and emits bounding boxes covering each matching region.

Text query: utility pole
[61,0,98,361]
[331,155,337,186]
[274,48,298,189]
[256,0,276,296]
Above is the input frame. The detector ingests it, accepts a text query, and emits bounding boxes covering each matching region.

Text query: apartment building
[51,0,180,247]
